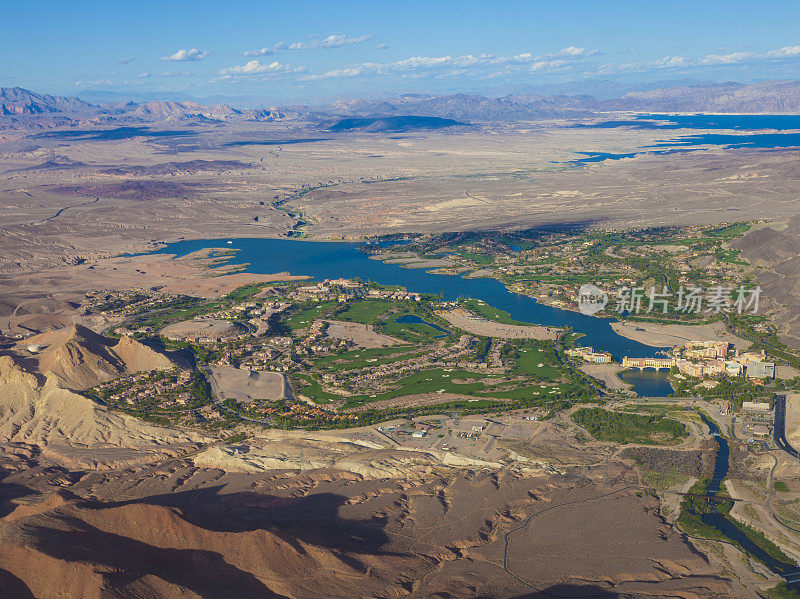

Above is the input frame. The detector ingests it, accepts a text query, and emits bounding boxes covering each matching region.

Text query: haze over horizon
[6,0,800,104]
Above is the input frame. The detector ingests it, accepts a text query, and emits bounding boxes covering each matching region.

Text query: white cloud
[218,59,304,77]
[243,47,275,57]
[768,45,800,58]
[161,48,210,62]
[306,46,597,80]
[551,46,598,58]
[74,79,114,87]
[616,45,800,73]
[290,33,373,50]
[653,56,690,68]
[244,33,374,56]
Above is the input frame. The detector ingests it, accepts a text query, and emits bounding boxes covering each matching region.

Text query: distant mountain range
[318,81,800,120]
[6,81,800,129]
[0,87,300,129]
[0,87,94,116]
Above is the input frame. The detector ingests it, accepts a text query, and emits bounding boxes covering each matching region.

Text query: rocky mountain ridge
[8,81,800,130]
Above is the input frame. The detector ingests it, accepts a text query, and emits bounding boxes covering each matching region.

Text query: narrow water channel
[695,412,799,586]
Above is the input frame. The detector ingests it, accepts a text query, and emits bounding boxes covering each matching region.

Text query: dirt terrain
[323,319,404,348]
[0,355,204,470]
[207,365,288,402]
[611,320,750,349]
[3,117,800,596]
[0,447,737,598]
[16,324,177,390]
[438,309,561,339]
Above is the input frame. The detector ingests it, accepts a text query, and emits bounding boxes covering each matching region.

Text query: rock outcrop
[22,324,176,390]
[0,355,204,469]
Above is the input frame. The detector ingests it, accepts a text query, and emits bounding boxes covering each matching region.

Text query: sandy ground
[785,393,800,446]
[207,365,287,402]
[323,319,403,349]
[578,363,633,391]
[437,308,561,339]
[611,320,749,348]
[161,318,241,341]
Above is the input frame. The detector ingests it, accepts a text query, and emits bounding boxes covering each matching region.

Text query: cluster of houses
[622,340,775,381]
[294,278,422,302]
[93,369,195,409]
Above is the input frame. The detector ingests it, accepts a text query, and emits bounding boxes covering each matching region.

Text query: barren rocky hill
[20,324,176,390]
[730,218,800,348]
[8,80,800,131]
[0,355,203,469]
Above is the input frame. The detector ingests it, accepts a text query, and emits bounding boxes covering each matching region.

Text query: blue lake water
[618,369,673,397]
[395,314,450,337]
[570,113,800,163]
[150,237,672,396]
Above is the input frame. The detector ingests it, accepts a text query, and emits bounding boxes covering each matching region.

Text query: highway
[773,393,800,458]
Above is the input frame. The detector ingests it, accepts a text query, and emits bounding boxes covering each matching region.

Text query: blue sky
[4,0,800,103]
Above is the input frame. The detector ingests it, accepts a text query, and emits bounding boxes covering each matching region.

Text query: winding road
[29,189,101,225]
[774,393,800,459]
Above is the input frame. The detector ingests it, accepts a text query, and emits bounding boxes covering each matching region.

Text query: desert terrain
[4,89,800,598]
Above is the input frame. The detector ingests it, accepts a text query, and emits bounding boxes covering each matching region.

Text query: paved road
[774,393,800,458]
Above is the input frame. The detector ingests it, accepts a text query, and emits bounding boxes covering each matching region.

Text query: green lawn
[340,367,575,409]
[292,373,342,404]
[704,222,751,238]
[341,368,505,408]
[335,299,394,324]
[380,318,448,343]
[313,346,415,368]
[284,301,337,330]
[448,249,495,265]
[512,344,562,380]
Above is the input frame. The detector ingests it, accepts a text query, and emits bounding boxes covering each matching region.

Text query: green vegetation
[678,479,798,571]
[380,316,449,343]
[670,375,772,407]
[512,343,562,380]
[283,300,337,329]
[704,222,751,238]
[291,373,345,404]
[225,283,269,302]
[764,582,800,598]
[335,299,394,323]
[571,407,687,445]
[775,481,791,493]
[447,249,495,265]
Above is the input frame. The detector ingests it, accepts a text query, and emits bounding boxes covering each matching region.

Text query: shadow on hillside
[25,515,285,598]
[79,485,395,555]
